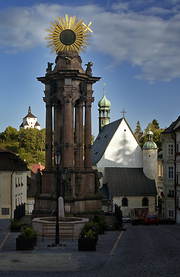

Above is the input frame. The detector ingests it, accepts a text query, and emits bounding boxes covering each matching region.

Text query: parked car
[145,215,159,225]
[122,216,131,223]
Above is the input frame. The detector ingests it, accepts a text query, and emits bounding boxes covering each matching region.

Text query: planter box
[78,238,96,251]
[16,237,34,250]
[10,226,22,232]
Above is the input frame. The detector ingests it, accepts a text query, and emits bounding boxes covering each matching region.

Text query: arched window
[122,197,128,206]
[142,197,149,206]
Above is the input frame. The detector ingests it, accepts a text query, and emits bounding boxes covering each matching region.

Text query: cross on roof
[121,108,127,118]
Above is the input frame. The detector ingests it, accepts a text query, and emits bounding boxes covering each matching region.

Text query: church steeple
[98,83,111,132]
[28,106,31,114]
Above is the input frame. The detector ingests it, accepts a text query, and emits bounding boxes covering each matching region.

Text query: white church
[20,106,41,130]
[92,87,158,217]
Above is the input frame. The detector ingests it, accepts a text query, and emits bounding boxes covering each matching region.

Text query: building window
[168,166,174,179]
[168,210,174,218]
[168,144,174,156]
[1,208,9,215]
[142,197,149,206]
[122,197,128,206]
[167,190,174,197]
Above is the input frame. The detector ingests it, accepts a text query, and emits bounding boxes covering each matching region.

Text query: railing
[114,204,122,228]
[14,203,25,221]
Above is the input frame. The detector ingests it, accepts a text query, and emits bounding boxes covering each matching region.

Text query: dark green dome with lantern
[143,130,157,149]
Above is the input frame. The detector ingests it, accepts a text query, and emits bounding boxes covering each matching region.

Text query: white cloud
[0,2,179,82]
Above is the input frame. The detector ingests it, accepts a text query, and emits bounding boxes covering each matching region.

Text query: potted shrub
[93,210,107,234]
[9,219,24,232]
[78,228,96,251]
[16,225,37,250]
[98,220,107,234]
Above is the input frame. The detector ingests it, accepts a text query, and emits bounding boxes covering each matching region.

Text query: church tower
[143,130,158,183]
[98,84,111,132]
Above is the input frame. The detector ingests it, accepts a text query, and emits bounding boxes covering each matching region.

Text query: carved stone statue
[75,170,82,195]
[64,170,72,197]
[46,62,53,74]
[35,169,42,196]
[95,169,100,193]
[85,62,93,76]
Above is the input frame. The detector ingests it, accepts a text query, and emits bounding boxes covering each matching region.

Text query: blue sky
[0,0,180,139]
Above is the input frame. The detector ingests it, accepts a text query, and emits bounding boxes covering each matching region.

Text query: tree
[134,121,143,141]
[152,119,159,129]
[0,126,19,152]
[0,126,46,167]
[139,119,163,151]
[135,121,142,134]
[3,126,18,142]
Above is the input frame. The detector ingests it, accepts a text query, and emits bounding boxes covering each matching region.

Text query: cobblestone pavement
[0,219,180,277]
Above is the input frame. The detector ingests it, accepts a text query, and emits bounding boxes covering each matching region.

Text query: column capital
[85,97,94,108]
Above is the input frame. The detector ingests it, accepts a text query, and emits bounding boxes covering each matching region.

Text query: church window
[142,197,149,206]
[122,197,128,206]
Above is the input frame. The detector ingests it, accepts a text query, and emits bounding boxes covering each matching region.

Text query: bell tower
[98,83,111,132]
[33,14,102,216]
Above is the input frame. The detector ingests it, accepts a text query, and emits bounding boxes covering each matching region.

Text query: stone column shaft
[84,98,92,168]
[45,102,52,167]
[63,90,74,168]
[75,101,84,169]
[54,101,62,154]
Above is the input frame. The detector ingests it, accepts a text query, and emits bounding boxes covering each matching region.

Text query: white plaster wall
[23,117,40,129]
[0,172,11,219]
[113,195,156,217]
[143,149,157,182]
[12,172,27,209]
[98,119,143,168]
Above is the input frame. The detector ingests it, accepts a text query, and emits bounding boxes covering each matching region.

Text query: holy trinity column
[33,14,102,216]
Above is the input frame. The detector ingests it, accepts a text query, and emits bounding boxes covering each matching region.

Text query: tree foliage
[0,127,46,167]
[137,119,164,150]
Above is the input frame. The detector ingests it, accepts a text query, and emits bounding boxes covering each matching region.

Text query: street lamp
[54,150,61,245]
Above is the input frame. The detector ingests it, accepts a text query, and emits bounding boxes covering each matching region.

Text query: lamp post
[54,150,61,245]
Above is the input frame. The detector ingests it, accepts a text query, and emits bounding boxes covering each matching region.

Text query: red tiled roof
[30,163,45,174]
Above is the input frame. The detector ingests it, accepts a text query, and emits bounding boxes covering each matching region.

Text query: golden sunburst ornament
[45,14,93,54]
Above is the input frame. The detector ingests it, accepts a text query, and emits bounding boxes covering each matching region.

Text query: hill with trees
[0,126,46,167]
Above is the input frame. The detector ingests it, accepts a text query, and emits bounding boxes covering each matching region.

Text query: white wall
[98,119,143,168]
[113,195,157,216]
[0,171,27,219]
[143,149,157,183]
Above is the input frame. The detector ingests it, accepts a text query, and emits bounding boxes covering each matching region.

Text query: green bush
[92,210,107,234]
[98,220,108,234]
[21,226,37,238]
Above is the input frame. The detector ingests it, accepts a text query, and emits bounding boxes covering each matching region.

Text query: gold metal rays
[45,14,93,54]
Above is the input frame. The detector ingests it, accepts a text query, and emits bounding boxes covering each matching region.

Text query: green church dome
[143,141,157,149]
[98,88,111,108]
[143,130,157,149]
